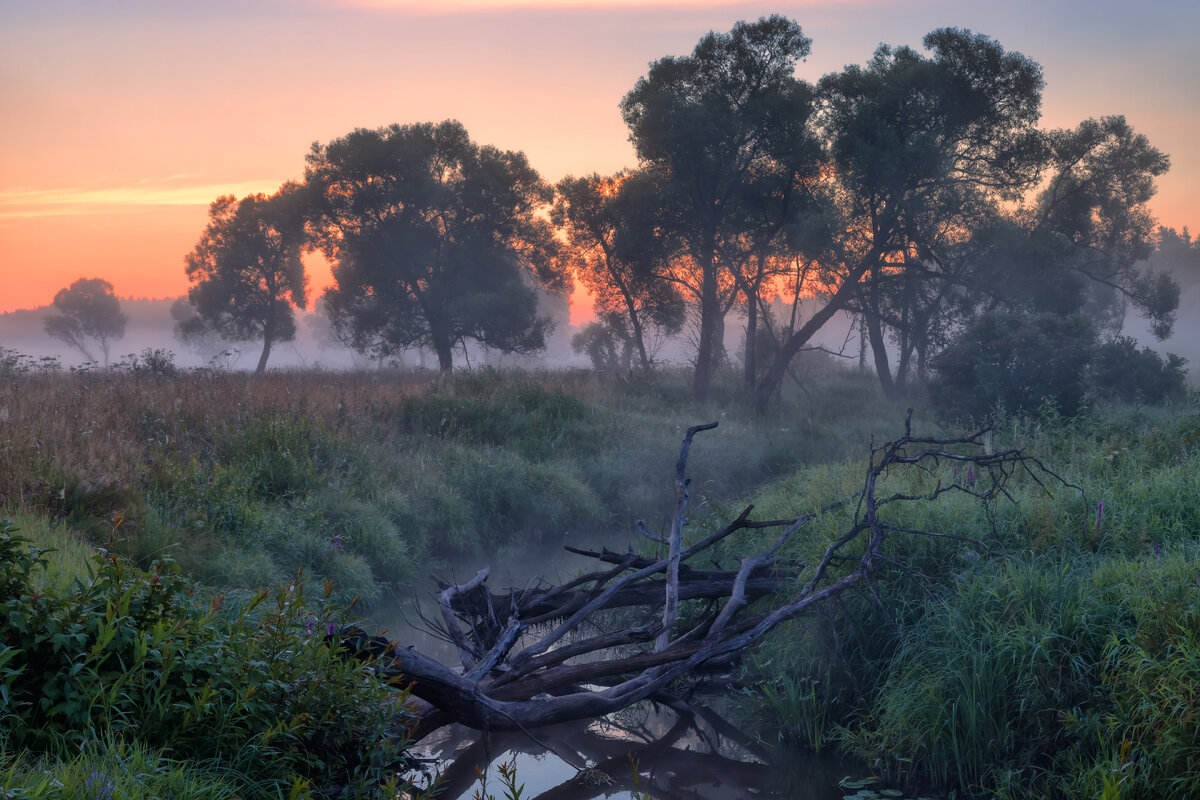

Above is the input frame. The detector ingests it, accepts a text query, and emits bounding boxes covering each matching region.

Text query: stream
[367,534,869,800]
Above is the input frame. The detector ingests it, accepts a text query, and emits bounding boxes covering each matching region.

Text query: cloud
[0,178,285,218]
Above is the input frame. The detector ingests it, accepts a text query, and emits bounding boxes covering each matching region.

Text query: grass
[6,361,1200,798]
[719,397,1200,799]
[0,363,900,606]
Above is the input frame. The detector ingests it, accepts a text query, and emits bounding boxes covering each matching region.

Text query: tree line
[48,15,1189,410]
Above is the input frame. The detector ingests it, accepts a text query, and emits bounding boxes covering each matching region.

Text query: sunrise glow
[1,0,1196,315]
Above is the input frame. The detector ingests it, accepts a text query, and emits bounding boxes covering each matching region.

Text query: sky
[1,0,1197,315]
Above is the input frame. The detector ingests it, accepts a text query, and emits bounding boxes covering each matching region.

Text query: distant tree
[170,297,228,362]
[43,277,127,365]
[620,14,821,400]
[553,171,685,372]
[306,121,566,372]
[182,182,309,373]
[1036,115,1176,339]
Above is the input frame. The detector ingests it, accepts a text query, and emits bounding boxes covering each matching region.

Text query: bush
[929,311,1096,419]
[0,520,405,798]
[1091,336,1187,404]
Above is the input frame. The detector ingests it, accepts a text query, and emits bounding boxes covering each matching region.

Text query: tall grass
[723,399,1200,798]
[0,364,903,605]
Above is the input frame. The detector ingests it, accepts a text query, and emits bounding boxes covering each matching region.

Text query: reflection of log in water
[410,701,847,800]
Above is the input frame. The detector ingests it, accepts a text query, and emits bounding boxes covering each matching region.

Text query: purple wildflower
[327,621,336,637]
[306,616,316,635]
[965,466,976,487]
[87,772,115,800]
[1154,541,1162,557]
[324,534,344,555]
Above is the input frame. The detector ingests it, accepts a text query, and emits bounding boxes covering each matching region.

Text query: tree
[43,277,127,365]
[801,28,1046,402]
[928,311,1097,418]
[554,171,685,372]
[306,121,566,372]
[182,183,309,373]
[1036,115,1176,339]
[621,15,820,400]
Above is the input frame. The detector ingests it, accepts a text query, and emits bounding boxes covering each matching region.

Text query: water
[403,706,860,799]
[369,534,864,799]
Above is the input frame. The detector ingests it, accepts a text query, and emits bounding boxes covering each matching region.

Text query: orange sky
[2,0,1197,316]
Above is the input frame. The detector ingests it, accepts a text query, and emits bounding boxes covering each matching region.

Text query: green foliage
[0,348,61,377]
[110,348,178,378]
[722,405,1200,799]
[183,184,309,374]
[1091,336,1187,404]
[307,121,566,372]
[0,523,404,798]
[929,311,1097,418]
[0,739,245,800]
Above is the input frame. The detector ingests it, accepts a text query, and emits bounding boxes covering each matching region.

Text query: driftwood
[351,413,1061,743]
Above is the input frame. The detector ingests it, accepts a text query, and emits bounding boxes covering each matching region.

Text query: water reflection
[405,701,856,800]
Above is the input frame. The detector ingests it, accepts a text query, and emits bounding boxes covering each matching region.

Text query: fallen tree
[352,414,1064,743]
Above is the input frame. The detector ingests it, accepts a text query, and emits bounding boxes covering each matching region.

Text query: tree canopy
[306,121,566,372]
[43,277,127,365]
[553,171,685,372]
[620,14,821,400]
[170,16,1183,405]
[182,183,309,374]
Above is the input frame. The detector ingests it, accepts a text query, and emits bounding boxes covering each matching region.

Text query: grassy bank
[5,363,1199,798]
[0,362,895,606]
[725,401,1200,799]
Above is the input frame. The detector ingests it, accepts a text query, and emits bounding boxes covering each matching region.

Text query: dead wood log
[358,412,1068,743]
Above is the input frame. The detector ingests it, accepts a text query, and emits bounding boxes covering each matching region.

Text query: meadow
[1,362,1198,799]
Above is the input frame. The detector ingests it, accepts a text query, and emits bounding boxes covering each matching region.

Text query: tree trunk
[744,294,758,390]
[628,303,652,372]
[865,308,896,399]
[692,241,719,401]
[256,323,274,374]
[754,262,871,412]
[433,333,454,372]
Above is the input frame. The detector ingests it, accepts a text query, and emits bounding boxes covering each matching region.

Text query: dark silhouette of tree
[554,171,684,372]
[182,182,309,374]
[306,121,566,372]
[43,277,127,365]
[621,14,820,400]
[1036,115,1176,339]
[795,28,1047,402]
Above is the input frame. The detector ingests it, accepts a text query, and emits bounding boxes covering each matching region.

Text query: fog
[0,291,859,375]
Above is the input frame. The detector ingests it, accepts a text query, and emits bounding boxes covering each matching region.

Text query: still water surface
[371,536,863,799]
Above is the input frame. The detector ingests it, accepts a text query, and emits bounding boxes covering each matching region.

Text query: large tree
[182,182,309,373]
[553,171,684,372]
[306,121,565,372]
[1035,115,1176,338]
[620,14,820,400]
[43,277,127,365]
[799,28,1047,402]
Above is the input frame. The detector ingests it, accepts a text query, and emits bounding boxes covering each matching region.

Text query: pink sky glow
[1,0,1196,314]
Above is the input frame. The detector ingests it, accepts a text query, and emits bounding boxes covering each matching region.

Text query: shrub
[929,311,1096,419]
[1090,336,1187,404]
[0,520,405,798]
